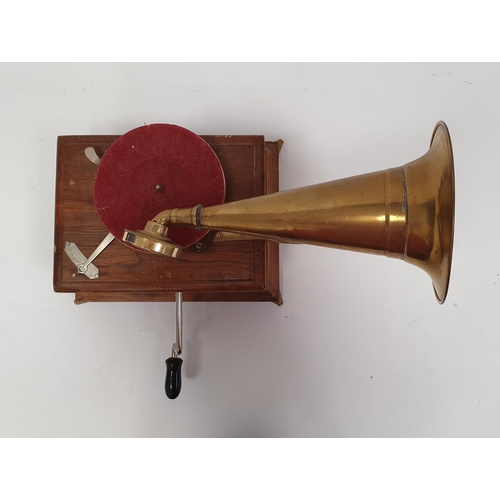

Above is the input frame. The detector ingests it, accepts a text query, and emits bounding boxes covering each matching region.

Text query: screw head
[192,240,207,253]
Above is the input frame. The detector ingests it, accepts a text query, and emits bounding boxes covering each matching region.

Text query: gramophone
[54,121,455,399]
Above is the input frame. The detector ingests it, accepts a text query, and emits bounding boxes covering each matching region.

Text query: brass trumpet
[124,122,455,304]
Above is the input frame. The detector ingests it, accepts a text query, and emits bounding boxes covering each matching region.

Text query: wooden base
[53,134,282,305]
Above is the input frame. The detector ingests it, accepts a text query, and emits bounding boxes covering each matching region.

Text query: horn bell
[404,121,455,304]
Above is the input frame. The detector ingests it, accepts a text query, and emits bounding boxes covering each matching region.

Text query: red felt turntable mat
[94,124,226,249]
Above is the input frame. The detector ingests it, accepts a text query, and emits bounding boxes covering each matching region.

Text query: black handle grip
[165,357,183,399]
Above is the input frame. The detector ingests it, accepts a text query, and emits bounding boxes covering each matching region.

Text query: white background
[1,62,498,438]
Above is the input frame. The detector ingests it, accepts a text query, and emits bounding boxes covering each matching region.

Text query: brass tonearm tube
[123,121,455,304]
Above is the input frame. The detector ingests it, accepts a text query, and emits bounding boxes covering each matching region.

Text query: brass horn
[124,121,455,304]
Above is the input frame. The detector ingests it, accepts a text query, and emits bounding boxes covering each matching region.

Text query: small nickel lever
[76,232,115,275]
[84,147,102,166]
[165,292,183,399]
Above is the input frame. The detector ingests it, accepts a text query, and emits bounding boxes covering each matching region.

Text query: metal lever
[76,232,115,275]
[84,147,101,166]
[165,292,183,399]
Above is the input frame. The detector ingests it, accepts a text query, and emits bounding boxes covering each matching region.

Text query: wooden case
[53,134,282,304]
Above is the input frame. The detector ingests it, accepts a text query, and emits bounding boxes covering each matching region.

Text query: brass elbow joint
[153,205,203,229]
[122,205,203,258]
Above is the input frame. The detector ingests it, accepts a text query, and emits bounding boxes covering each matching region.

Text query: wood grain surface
[53,135,282,304]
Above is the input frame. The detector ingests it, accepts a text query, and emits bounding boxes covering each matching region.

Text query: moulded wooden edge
[74,289,283,305]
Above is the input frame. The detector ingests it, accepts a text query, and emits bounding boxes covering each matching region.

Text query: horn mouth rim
[430,121,455,304]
